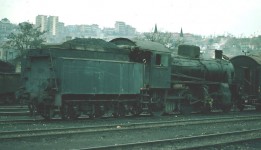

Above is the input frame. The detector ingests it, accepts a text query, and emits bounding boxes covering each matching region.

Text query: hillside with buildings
[1,16,261,62]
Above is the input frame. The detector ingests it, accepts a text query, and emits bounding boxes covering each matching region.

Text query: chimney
[215,50,223,59]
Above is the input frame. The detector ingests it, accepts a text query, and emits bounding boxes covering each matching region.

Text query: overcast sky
[1,0,261,36]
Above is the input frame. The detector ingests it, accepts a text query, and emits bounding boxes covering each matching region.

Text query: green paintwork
[58,58,143,94]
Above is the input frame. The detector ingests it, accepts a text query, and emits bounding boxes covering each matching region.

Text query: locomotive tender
[21,38,235,119]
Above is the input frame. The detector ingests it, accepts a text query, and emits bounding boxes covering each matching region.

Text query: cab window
[155,54,168,67]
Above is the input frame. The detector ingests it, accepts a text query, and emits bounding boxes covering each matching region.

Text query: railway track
[0,105,29,116]
[1,114,261,140]
[82,128,261,150]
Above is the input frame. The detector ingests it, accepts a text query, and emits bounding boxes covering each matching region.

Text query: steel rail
[1,115,261,139]
[80,128,261,150]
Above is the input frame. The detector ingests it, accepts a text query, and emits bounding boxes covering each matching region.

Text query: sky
[1,0,261,36]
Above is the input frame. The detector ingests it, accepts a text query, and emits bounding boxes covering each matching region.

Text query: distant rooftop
[0,18,11,24]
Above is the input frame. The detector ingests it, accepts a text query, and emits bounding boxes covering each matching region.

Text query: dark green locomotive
[22,38,235,119]
[170,45,234,113]
[112,39,234,114]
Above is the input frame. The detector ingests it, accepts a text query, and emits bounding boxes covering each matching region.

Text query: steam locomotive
[21,38,236,119]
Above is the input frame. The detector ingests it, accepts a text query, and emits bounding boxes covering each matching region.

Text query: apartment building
[115,21,136,36]
[48,16,59,36]
[35,15,48,32]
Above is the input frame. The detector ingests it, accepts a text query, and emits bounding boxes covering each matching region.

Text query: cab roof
[231,55,261,66]
[110,38,171,53]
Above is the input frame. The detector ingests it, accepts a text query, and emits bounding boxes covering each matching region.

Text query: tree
[136,25,183,49]
[3,22,46,59]
[142,32,177,49]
